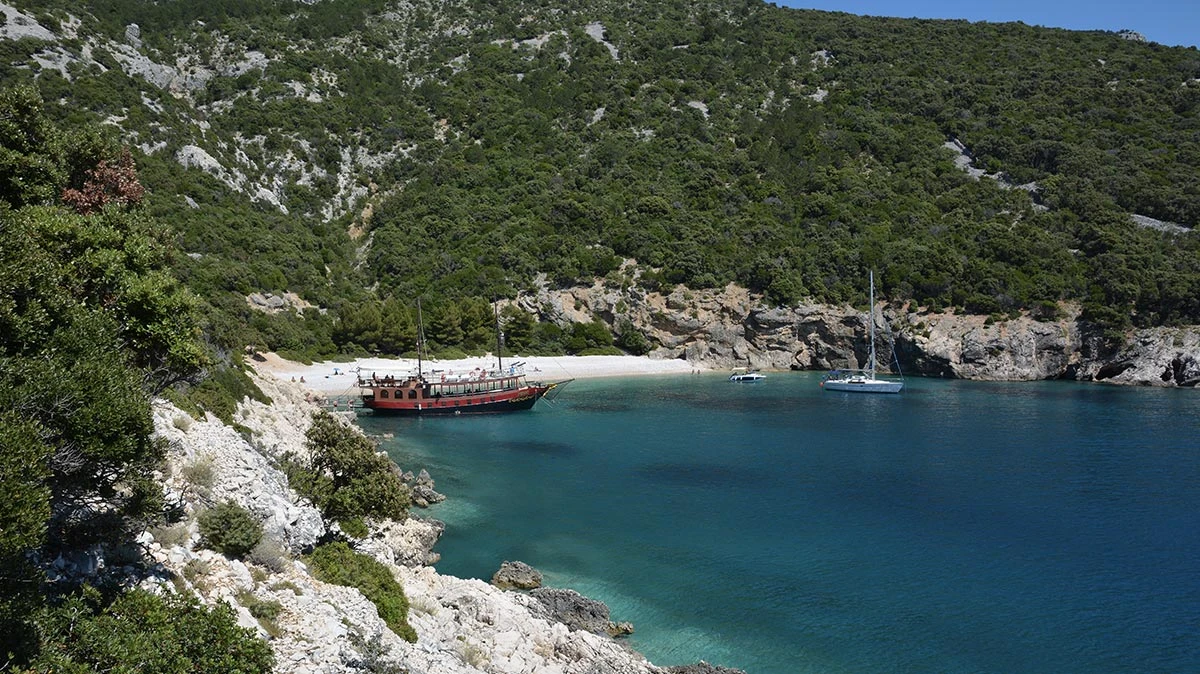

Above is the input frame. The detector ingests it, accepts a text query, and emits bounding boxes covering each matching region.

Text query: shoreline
[256,352,706,395]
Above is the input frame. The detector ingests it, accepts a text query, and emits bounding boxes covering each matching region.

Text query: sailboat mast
[494,301,503,373]
[868,270,876,378]
[416,298,424,378]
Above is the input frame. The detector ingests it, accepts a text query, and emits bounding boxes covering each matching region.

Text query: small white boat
[822,271,904,394]
[729,368,766,382]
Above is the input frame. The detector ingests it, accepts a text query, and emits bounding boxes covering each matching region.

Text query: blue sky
[777,1,1198,48]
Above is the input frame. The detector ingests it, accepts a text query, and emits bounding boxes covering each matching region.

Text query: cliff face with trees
[2,0,1198,368]
[0,86,276,670]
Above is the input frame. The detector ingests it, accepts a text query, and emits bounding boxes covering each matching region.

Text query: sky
[777,1,1198,48]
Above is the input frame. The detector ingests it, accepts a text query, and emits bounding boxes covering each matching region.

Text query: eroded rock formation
[525,274,1200,387]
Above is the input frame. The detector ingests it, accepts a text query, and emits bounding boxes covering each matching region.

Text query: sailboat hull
[822,378,903,394]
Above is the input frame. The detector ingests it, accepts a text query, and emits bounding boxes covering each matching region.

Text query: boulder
[529,587,632,637]
[403,468,446,507]
[491,560,543,590]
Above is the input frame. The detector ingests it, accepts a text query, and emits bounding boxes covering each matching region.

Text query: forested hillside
[3,0,1199,360]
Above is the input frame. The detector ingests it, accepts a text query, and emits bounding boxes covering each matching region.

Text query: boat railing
[358,362,539,388]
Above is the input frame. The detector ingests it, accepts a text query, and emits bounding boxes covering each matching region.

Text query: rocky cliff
[525,271,1200,387]
[138,367,703,674]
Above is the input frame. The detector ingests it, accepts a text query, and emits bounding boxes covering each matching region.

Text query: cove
[362,373,1200,673]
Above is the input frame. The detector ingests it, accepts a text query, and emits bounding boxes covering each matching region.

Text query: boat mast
[494,301,504,373]
[416,298,424,379]
[868,270,876,379]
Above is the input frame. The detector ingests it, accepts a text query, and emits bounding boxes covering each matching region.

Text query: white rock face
[0,4,55,41]
[153,402,325,553]
[148,370,679,674]
[523,274,1200,386]
[584,22,619,60]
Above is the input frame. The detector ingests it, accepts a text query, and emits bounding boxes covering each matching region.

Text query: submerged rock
[666,662,748,674]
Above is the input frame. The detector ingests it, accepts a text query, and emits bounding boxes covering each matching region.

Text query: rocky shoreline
[133,365,741,673]
[529,275,1200,387]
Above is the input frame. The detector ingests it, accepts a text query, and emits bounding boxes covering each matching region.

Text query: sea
[359,372,1200,674]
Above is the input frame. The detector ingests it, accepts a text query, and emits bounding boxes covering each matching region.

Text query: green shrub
[236,590,283,637]
[29,587,274,673]
[185,356,272,425]
[284,411,410,527]
[339,516,369,539]
[198,501,263,559]
[306,541,416,642]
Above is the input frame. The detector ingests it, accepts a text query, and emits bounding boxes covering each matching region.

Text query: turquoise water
[361,373,1200,673]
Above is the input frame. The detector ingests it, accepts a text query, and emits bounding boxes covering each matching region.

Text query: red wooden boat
[358,363,565,415]
[358,300,569,415]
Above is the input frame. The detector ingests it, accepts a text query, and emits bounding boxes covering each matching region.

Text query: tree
[0,86,65,208]
[0,86,208,666]
[60,147,145,214]
[285,411,411,533]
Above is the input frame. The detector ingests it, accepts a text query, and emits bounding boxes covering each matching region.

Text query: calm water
[360,373,1200,673]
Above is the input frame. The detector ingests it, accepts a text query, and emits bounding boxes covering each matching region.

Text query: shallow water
[362,373,1200,673]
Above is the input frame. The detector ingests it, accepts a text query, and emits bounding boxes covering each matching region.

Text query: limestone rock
[358,516,444,568]
[491,560,543,590]
[524,277,1200,387]
[529,587,632,637]
[403,468,446,507]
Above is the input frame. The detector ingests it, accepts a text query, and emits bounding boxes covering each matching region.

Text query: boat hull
[363,384,552,415]
[822,378,904,394]
[730,374,765,382]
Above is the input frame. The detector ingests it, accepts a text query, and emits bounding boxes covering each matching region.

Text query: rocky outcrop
[525,273,1200,387]
[404,468,447,507]
[1071,327,1200,386]
[530,588,635,638]
[491,560,544,590]
[359,515,445,568]
[140,367,703,674]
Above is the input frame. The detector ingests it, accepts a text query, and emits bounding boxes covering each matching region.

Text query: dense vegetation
[284,410,412,536]
[0,87,270,670]
[6,0,1198,359]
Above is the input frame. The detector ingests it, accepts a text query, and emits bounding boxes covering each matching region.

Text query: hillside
[3,0,1199,355]
[3,1,1200,671]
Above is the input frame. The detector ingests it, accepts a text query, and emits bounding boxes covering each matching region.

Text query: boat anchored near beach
[358,301,570,414]
[822,271,904,394]
[729,367,766,382]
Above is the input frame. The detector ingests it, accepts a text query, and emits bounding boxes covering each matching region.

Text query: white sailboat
[821,271,904,394]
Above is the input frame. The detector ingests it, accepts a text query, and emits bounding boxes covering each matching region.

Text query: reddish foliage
[61,148,145,214]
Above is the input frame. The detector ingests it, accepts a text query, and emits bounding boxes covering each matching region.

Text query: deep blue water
[360,373,1200,673]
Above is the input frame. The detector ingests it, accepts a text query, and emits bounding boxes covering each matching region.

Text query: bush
[181,454,216,489]
[246,537,290,573]
[237,590,283,637]
[198,501,263,559]
[284,411,410,527]
[29,587,274,673]
[306,541,417,642]
[185,356,272,425]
